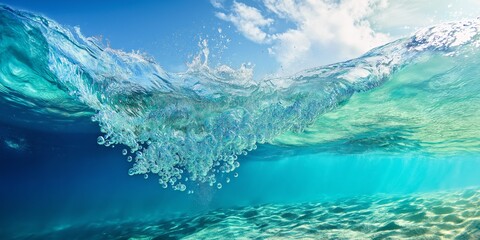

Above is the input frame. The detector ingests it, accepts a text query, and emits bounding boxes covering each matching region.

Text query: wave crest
[1,5,479,191]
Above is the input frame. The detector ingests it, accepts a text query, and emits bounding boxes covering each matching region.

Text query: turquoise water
[0,5,480,239]
[19,188,480,239]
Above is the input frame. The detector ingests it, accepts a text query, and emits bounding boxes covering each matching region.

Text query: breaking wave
[1,5,479,191]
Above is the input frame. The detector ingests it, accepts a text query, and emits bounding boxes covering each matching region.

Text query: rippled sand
[16,188,480,239]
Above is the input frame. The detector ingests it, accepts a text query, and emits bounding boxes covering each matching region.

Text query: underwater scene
[1,1,480,239]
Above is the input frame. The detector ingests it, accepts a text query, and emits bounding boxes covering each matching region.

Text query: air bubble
[144,174,149,179]
[151,166,160,174]
[217,183,222,189]
[97,136,105,145]
[127,156,132,162]
[234,172,239,178]
[226,177,230,183]
[135,155,144,162]
[122,149,128,155]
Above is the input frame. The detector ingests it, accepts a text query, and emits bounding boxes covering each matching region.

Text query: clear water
[1,5,479,239]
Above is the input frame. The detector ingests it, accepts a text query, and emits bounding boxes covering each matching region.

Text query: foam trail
[0,5,479,190]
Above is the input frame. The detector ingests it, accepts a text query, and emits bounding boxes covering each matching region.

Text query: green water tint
[0,8,92,119]
[275,52,480,154]
[16,188,480,239]
[1,5,479,190]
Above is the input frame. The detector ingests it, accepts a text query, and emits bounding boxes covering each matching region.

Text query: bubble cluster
[5,6,479,192]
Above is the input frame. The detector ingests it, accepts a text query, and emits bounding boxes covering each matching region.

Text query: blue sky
[2,0,264,72]
[3,0,480,77]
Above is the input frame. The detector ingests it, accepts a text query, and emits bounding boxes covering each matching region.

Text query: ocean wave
[0,5,479,190]
[274,20,480,154]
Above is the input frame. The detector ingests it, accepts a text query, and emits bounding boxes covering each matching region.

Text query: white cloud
[216,0,391,73]
[267,0,390,71]
[216,1,274,43]
[210,0,225,9]
[215,0,480,74]
[371,0,480,36]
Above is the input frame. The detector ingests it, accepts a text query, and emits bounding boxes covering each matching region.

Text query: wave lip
[274,18,480,155]
[1,5,479,190]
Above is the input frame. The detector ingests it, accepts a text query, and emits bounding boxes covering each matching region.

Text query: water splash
[0,5,479,190]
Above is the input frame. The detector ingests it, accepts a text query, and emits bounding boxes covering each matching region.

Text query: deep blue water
[2,122,480,238]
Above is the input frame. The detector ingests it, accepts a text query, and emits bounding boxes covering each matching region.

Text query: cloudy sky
[3,0,480,76]
[212,0,480,74]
